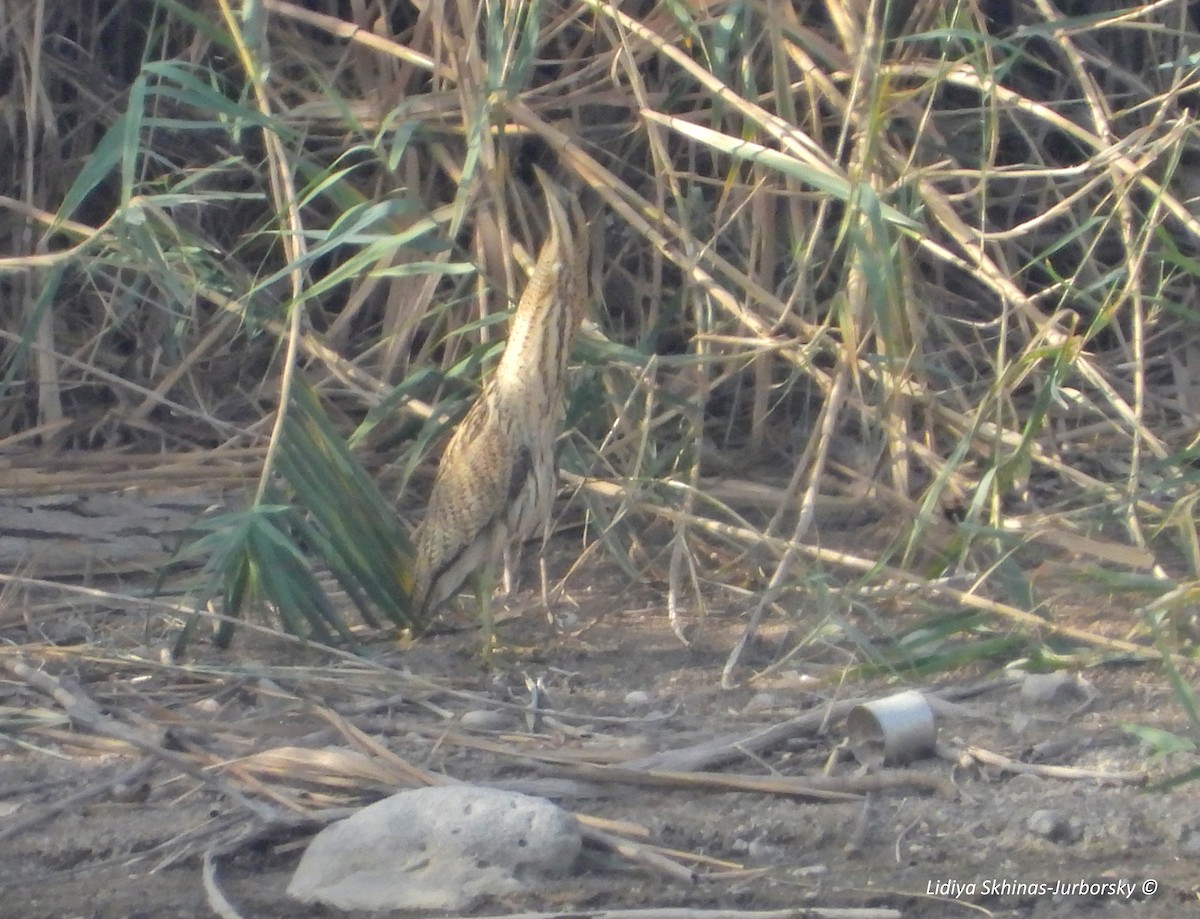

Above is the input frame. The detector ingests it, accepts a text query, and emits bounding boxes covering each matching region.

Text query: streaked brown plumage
[413,170,588,646]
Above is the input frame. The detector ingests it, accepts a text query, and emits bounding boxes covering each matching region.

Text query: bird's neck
[492,295,575,403]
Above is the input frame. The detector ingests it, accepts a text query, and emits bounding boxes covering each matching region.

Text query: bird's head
[532,166,590,331]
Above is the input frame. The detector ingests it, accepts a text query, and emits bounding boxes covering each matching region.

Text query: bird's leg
[472,564,497,660]
[501,544,519,596]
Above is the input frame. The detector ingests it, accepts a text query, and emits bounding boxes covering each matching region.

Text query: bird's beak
[531,165,573,250]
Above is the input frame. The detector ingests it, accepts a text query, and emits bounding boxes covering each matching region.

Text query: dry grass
[1,0,1200,684]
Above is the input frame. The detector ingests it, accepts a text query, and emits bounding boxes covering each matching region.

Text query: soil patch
[2,553,1197,918]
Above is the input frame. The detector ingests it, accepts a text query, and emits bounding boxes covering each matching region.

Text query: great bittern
[412,170,589,652]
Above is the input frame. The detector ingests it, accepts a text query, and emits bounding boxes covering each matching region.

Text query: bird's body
[413,172,588,645]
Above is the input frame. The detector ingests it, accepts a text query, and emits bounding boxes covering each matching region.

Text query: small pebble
[553,610,580,630]
[1021,672,1093,706]
[111,780,151,803]
[1026,808,1081,843]
[460,709,511,731]
[746,838,786,865]
[1027,809,1064,838]
[623,690,652,708]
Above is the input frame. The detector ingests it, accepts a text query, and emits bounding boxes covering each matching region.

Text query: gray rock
[287,785,581,911]
[1020,672,1094,707]
[460,709,511,731]
[1026,808,1082,843]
